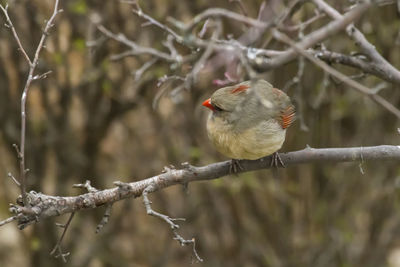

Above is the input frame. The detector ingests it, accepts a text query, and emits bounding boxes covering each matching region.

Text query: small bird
[202,79,295,172]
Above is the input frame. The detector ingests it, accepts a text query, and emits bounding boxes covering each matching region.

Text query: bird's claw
[229,159,243,174]
[270,152,285,168]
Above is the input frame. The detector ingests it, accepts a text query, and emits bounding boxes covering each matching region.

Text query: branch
[132,3,182,42]
[171,8,271,33]
[0,4,31,64]
[0,0,62,206]
[96,24,180,62]
[309,49,398,83]
[50,212,75,262]
[272,30,400,119]
[4,145,400,229]
[142,183,202,262]
[259,1,371,70]
[312,0,400,84]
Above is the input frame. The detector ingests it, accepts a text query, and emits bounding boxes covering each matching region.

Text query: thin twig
[280,11,325,32]
[0,4,31,64]
[73,180,98,193]
[50,212,75,262]
[132,3,182,42]
[132,58,158,81]
[96,25,177,62]
[172,8,271,33]
[142,184,203,262]
[7,172,20,186]
[1,0,62,207]
[0,216,18,227]
[96,204,112,234]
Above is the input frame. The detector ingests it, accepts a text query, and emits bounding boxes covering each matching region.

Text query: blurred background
[1,0,400,266]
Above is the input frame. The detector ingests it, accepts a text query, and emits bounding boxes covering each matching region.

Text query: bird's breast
[206,115,286,160]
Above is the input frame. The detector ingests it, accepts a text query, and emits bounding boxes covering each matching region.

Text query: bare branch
[4,145,400,230]
[96,25,179,62]
[143,181,198,261]
[132,58,158,81]
[0,215,18,227]
[7,172,20,186]
[0,4,31,64]
[170,8,271,33]
[309,49,399,83]
[50,212,75,262]
[1,0,62,207]
[261,1,371,70]
[280,11,325,32]
[272,30,400,119]
[96,203,112,234]
[132,3,182,42]
[312,0,400,84]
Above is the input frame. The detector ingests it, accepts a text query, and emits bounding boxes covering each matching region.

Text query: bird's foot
[230,159,243,174]
[270,152,285,168]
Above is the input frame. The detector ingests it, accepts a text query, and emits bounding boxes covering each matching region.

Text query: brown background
[1,0,400,266]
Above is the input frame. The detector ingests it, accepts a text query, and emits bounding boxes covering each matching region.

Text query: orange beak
[202,98,215,111]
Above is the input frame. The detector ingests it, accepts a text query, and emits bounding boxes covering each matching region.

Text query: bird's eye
[212,103,224,112]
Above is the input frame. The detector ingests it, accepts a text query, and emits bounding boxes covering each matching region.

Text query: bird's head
[202,80,289,131]
[202,81,253,121]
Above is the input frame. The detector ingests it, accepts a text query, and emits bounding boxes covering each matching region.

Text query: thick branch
[6,145,400,228]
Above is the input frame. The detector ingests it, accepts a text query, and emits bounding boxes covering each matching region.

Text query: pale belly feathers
[207,115,286,160]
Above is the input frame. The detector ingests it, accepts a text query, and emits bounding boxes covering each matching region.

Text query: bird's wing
[279,104,295,129]
[269,87,296,129]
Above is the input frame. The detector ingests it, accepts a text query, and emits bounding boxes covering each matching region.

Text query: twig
[142,184,202,262]
[152,75,185,109]
[73,180,98,193]
[186,22,221,87]
[7,172,20,186]
[132,58,158,81]
[230,0,248,16]
[96,203,112,234]
[172,8,271,33]
[280,11,325,32]
[50,212,75,263]
[96,25,178,62]
[0,0,61,206]
[312,70,330,109]
[132,3,182,42]
[0,4,31,64]
[0,215,17,227]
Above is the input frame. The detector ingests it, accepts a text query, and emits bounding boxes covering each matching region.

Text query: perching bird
[202,79,295,172]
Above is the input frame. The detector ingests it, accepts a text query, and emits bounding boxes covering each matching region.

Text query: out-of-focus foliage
[0,0,400,266]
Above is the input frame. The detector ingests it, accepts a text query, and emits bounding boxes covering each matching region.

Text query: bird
[202,79,295,172]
